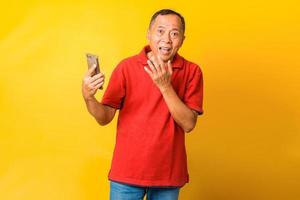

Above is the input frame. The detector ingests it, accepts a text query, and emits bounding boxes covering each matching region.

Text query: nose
[161,32,171,43]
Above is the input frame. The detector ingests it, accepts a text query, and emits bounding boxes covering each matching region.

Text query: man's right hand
[82,64,105,100]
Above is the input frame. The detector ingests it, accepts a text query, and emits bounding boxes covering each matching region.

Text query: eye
[157,29,164,34]
[170,31,179,38]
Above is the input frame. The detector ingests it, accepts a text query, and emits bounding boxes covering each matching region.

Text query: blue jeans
[110,180,181,200]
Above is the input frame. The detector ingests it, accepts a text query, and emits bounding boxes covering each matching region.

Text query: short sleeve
[101,62,126,109]
[183,66,204,115]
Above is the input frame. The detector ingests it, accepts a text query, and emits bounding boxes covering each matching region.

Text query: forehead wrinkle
[149,16,183,34]
[155,24,181,31]
[157,15,181,25]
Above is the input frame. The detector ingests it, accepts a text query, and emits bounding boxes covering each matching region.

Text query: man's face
[147,14,185,63]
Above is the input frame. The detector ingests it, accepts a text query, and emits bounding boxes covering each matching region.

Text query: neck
[147,51,172,64]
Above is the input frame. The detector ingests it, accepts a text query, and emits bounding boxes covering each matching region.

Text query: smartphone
[86,53,100,75]
[86,53,102,89]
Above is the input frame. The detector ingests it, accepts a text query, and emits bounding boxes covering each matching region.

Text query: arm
[160,85,198,132]
[144,59,198,133]
[84,97,116,126]
[82,64,117,126]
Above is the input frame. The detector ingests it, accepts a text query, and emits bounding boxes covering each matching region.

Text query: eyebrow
[157,25,180,31]
[157,26,165,29]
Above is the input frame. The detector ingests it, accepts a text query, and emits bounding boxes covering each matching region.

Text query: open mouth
[158,46,172,55]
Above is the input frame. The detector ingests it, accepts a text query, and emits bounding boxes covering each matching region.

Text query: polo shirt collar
[138,45,184,69]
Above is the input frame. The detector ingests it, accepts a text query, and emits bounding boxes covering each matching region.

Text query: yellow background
[1,0,299,199]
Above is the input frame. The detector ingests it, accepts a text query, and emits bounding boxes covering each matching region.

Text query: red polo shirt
[101,45,204,187]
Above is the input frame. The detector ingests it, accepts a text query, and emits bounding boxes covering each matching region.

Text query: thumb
[86,64,97,77]
[167,60,173,75]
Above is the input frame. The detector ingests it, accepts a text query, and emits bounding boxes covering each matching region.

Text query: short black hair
[149,9,185,34]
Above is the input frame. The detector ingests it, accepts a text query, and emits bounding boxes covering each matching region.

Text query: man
[82,9,204,200]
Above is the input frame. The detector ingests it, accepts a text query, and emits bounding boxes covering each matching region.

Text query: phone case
[86,53,102,89]
[86,53,100,76]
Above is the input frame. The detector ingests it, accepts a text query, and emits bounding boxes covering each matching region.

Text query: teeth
[158,47,171,55]
[159,47,170,51]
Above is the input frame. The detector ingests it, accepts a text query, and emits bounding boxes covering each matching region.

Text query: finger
[85,64,97,77]
[90,72,105,83]
[150,59,162,76]
[86,78,100,90]
[160,61,166,74]
[94,82,103,89]
[158,55,168,71]
[100,71,105,78]
[144,66,153,78]
[91,77,104,87]
[167,60,173,75]
[94,79,105,90]
[157,55,164,66]
[151,57,162,73]
[89,73,101,83]
[147,60,157,74]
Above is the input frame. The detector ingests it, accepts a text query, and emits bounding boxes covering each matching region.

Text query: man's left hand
[144,57,173,93]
